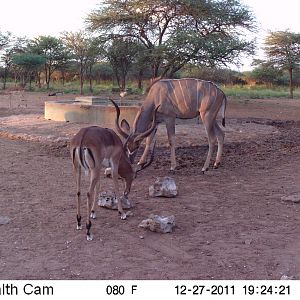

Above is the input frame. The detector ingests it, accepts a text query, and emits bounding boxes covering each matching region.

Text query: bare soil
[0,91,300,280]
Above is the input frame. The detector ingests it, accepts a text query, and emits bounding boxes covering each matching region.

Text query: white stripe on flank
[171,81,180,107]
[196,80,199,110]
[178,80,188,111]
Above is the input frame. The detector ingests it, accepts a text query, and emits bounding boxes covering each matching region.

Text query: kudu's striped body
[70,100,157,241]
[117,78,227,172]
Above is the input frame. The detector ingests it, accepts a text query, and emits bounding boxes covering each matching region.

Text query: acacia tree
[1,37,28,89]
[105,38,141,90]
[87,0,256,79]
[0,30,11,50]
[29,36,69,89]
[264,31,300,98]
[12,53,45,88]
[62,31,101,94]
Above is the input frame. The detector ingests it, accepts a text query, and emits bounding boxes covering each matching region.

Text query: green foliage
[181,66,246,85]
[12,52,46,88]
[223,85,300,99]
[264,31,300,98]
[29,36,70,89]
[87,0,256,78]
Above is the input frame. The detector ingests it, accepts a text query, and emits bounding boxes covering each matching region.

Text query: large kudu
[115,78,227,172]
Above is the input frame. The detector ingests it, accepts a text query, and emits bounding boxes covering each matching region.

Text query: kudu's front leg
[138,128,156,167]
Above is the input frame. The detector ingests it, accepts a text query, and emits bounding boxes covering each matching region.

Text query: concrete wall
[44,100,139,128]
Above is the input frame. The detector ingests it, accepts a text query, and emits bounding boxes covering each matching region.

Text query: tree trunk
[288,68,293,99]
[89,65,93,93]
[3,68,8,90]
[80,65,84,95]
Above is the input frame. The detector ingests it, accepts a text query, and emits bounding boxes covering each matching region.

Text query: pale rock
[139,214,175,233]
[0,216,11,225]
[280,274,294,280]
[97,191,132,210]
[149,177,178,198]
[281,193,300,203]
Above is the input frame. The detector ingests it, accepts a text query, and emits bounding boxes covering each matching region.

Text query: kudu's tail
[221,94,227,127]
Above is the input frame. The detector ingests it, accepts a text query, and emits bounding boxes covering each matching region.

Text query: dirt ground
[0,91,300,280]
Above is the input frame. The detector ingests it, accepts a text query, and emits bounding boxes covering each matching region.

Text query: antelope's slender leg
[138,128,156,166]
[200,112,217,173]
[90,180,100,219]
[111,159,126,220]
[165,118,176,171]
[74,164,82,230]
[86,169,100,241]
[213,122,225,168]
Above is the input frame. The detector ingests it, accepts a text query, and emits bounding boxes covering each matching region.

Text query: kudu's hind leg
[165,118,176,171]
[201,113,217,173]
[213,123,225,168]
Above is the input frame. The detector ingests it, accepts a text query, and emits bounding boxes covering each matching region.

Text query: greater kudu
[70,99,157,241]
[115,78,227,172]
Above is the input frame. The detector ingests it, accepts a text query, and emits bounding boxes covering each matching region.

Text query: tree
[29,36,69,89]
[0,30,11,50]
[87,0,256,78]
[264,31,300,98]
[62,31,101,94]
[1,36,28,89]
[250,59,283,86]
[105,38,140,90]
[12,53,45,88]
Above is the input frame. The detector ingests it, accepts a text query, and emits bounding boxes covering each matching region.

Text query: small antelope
[70,100,157,241]
[115,78,227,172]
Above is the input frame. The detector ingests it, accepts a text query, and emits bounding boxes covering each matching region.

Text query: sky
[0,0,299,70]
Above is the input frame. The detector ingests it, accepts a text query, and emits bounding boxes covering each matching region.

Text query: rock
[97,191,132,210]
[139,214,175,233]
[280,274,294,280]
[0,216,11,225]
[281,194,300,203]
[244,239,253,245]
[149,177,178,198]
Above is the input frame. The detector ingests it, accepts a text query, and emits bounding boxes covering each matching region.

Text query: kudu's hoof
[213,162,220,169]
[76,225,82,230]
[201,168,209,174]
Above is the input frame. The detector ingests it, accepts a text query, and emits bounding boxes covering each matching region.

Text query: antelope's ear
[121,119,131,135]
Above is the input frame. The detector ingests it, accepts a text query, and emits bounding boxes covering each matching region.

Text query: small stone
[0,216,11,225]
[281,194,300,203]
[139,235,144,239]
[149,177,178,198]
[97,191,132,210]
[139,214,175,233]
[244,239,253,245]
[280,274,294,280]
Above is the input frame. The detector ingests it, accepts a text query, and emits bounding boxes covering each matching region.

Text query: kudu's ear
[120,119,131,135]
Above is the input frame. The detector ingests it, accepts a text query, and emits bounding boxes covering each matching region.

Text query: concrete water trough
[45,96,140,127]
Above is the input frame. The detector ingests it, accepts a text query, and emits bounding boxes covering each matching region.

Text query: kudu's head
[110,99,158,169]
